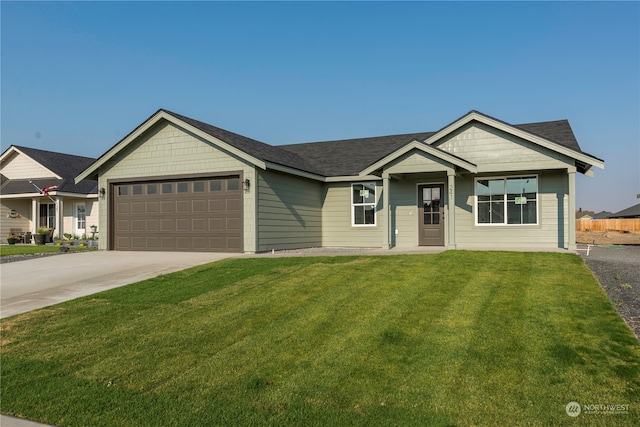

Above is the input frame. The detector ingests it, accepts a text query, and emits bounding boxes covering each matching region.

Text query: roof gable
[1,145,97,195]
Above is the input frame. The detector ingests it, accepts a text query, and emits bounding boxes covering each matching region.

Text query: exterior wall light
[242,179,250,192]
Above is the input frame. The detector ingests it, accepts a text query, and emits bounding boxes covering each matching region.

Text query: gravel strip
[0,250,80,264]
[580,245,640,340]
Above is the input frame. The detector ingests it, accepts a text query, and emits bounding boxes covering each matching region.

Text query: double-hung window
[476,176,537,225]
[352,183,376,226]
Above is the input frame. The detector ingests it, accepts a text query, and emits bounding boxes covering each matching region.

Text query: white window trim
[474,174,539,226]
[351,182,377,227]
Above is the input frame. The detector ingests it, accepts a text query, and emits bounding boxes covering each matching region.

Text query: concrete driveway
[0,251,238,319]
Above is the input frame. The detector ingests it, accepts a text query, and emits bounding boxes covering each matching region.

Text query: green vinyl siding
[97,121,257,252]
[322,182,384,247]
[436,122,574,172]
[257,170,322,252]
[453,170,569,249]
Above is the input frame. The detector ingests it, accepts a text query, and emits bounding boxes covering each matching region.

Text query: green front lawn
[1,251,638,426]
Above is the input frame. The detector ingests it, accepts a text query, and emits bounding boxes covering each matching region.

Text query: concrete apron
[0,250,238,319]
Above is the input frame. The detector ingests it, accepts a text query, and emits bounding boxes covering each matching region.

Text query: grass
[0,244,96,256]
[1,251,639,426]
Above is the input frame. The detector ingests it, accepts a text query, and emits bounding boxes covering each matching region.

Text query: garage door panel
[192,200,206,212]
[116,203,130,214]
[130,237,144,250]
[114,176,242,252]
[131,202,144,214]
[209,199,224,212]
[146,219,159,232]
[176,219,190,231]
[131,220,144,232]
[117,220,130,232]
[226,217,242,230]
[176,200,190,213]
[192,218,206,230]
[145,237,160,249]
[209,217,223,231]
[161,201,174,213]
[146,202,159,213]
[226,198,241,211]
[161,219,174,232]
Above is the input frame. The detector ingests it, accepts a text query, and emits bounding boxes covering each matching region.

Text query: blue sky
[2,1,638,212]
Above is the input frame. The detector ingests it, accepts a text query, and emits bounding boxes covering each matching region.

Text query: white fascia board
[425,112,605,170]
[264,162,325,182]
[325,175,381,183]
[0,192,40,199]
[75,111,267,183]
[1,146,62,179]
[359,140,477,176]
[325,175,380,182]
[54,192,99,199]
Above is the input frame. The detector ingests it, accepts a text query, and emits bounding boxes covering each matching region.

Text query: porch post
[31,198,38,235]
[447,169,457,249]
[567,168,577,251]
[56,197,63,240]
[382,173,390,249]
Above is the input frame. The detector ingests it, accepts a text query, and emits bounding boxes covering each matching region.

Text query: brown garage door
[112,176,243,252]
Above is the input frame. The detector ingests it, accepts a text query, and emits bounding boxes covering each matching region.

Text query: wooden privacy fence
[576,218,640,232]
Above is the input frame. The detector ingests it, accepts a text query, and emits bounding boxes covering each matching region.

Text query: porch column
[56,197,63,239]
[31,198,38,234]
[567,168,577,251]
[447,169,457,249]
[382,173,390,249]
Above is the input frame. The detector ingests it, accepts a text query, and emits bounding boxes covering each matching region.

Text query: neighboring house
[575,209,595,220]
[609,203,640,219]
[593,211,614,220]
[1,145,98,240]
[76,109,604,253]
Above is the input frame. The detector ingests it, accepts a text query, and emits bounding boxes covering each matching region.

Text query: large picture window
[476,176,537,225]
[352,183,376,226]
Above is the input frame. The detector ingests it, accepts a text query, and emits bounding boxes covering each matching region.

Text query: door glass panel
[132,185,143,195]
[193,181,205,192]
[432,200,440,211]
[177,182,189,193]
[432,187,440,201]
[432,213,439,224]
[162,183,172,194]
[227,179,239,191]
[422,188,432,202]
[147,184,157,195]
[424,214,431,225]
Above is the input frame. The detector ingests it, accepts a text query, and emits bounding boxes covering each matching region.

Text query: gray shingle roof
[86,109,601,179]
[279,132,435,176]
[610,203,640,218]
[2,146,97,195]
[163,110,325,175]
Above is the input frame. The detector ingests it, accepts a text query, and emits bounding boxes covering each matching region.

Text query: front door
[75,203,86,238]
[418,184,444,246]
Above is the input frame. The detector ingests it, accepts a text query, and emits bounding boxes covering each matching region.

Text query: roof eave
[425,111,605,173]
[359,140,478,177]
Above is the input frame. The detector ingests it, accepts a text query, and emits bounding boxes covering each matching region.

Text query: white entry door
[75,203,86,238]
